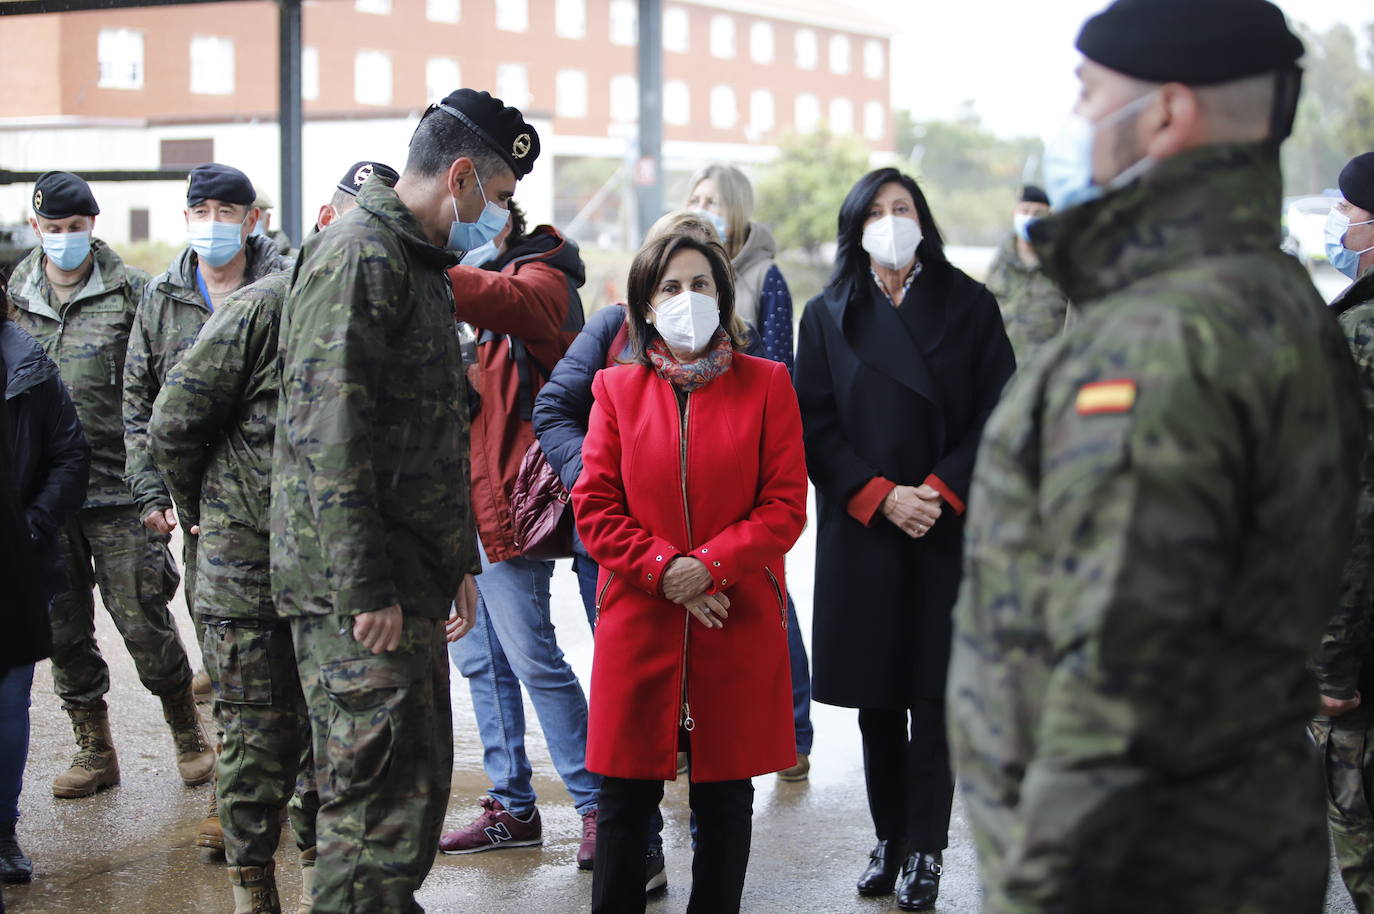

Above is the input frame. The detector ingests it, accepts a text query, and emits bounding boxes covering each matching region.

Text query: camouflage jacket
[984,234,1072,366]
[7,240,149,509]
[123,234,289,518]
[948,143,1363,914]
[1316,260,1374,719]
[148,268,291,620]
[271,176,478,620]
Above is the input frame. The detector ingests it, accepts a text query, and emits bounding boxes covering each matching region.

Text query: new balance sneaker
[577,809,597,870]
[645,847,667,894]
[439,797,542,855]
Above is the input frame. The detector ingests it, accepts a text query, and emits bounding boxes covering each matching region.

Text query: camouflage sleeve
[994,351,1248,911]
[122,284,173,518]
[1314,309,1374,700]
[148,285,269,530]
[279,239,398,616]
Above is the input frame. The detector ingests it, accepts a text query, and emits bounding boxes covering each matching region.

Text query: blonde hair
[684,163,754,260]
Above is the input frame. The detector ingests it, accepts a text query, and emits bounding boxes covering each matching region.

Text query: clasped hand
[663,556,729,630]
[881,484,943,539]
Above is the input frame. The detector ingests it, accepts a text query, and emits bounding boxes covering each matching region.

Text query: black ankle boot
[896,850,941,911]
[856,840,902,896]
[0,822,32,884]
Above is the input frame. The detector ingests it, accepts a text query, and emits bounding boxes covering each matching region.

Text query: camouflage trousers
[202,616,318,867]
[182,532,209,667]
[49,505,191,709]
[292,613,452,914]
[1312,717,1374,914]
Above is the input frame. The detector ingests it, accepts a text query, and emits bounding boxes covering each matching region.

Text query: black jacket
[0,319,90,672]
[795,261,1014,706]
[532,305,765,493]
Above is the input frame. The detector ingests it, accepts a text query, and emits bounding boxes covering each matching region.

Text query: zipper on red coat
[678,393,695,743]
[594,572,615,624]
[765,567,786,629]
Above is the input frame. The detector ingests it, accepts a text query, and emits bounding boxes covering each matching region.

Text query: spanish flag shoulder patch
[1076,379,1137,416]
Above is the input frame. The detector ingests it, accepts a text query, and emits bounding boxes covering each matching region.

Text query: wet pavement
[2,511,1361,913]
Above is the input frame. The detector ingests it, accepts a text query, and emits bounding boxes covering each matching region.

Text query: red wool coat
[573,353,808,783]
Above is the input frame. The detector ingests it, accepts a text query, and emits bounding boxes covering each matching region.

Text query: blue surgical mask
[446,170,510,253]
[693,208,729,244]
[1012,213,1037,242]
[1325,208,1374,280]
[460,239,500,267]
[1043,92,1158,210]
[188,218,247,267]
[42,230,92,272]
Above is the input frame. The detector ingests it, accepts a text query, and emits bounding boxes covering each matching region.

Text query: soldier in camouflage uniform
[983,185,1071,365]
[5,172,210,801]
[948,4,1365,914]
[149,160,398,914]
[271,88,541,912]
[1313,151,1374,914]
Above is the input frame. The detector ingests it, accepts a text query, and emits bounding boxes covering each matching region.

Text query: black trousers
[858,699,955,854]
[591,775,754,914]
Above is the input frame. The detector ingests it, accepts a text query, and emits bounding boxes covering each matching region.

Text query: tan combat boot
[228,860,281,914]
[159,687,215,786]
[296,847,315,913]
[197,773,224,858]
[52,702,121,798]
[191,670,213,704]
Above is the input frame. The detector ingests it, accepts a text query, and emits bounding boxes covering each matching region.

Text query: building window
[555,0,585,39]
[749,88,774,132]
[355,0,390,13]
[426,57,460,104]
[710,85,737,129]
[496,0,527,32]
[664,79,690,126]
[496,63,530,108]
[301,46,319,100]
[354,50,393,106]
[189,35,235,96]
[130,208,150,242]
[610,0,636,46]
[794,28,817,70]
[426,0,459,22]
[98,28,144,90]
[611,73,638,122]
[829,34,851,74]
[663,6,689,53]
[556,69,588,118]
[864,100,885,141]
[160,138,213,168]
[864,39,884,79]
[749,21,774,64]
[794,93,820,132]
[710,15,734,58]
[829,97,854,133]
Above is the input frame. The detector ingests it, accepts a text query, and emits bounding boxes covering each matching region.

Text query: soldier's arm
[122,287,173,518]
[279,242,398,616]
[148,287,268,530]
[994,351,1247,911]
[1314,310,1374,701]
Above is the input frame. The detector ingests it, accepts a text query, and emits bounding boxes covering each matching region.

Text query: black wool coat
[795,260,1014,707]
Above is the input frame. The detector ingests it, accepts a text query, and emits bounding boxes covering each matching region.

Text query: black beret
[434,88,541,179]
[32,171,99,219]
[187,163,256,207]
[337,161,400,196]
[1077,0,1303,86]
[1020,185,1050,206]
[1340,153,1374,215]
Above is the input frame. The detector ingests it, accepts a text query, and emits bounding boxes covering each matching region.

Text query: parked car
[1283,193,1339,268]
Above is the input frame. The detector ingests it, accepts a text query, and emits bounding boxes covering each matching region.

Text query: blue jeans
[0,663,35,826]
[786,595,814,756]
[449,541,600,816]
[572,535,600,632]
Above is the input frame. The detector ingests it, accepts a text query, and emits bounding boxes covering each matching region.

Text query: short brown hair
[622,233,745,365]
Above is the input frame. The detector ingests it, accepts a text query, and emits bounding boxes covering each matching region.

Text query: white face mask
[650,290,720,355]
[862,214,922,271]
[1012,212,1036,242]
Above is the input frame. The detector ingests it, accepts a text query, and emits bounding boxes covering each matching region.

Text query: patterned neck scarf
[647,329,734,393]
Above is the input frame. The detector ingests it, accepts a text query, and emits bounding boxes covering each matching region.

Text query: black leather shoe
[856,840,902,896]
[896,851,942,911]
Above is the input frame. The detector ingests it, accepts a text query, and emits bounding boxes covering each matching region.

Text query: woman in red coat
[573,232,808,914]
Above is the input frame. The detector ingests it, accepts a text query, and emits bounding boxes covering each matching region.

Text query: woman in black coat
[794,168,1014,911]
[0,284,89,888]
